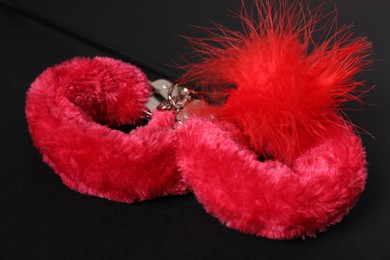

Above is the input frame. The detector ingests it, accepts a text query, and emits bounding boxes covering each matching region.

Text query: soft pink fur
[176,117,367,239]
[26,57,187,203]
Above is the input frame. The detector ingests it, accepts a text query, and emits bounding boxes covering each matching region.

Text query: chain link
[157,83,192,113]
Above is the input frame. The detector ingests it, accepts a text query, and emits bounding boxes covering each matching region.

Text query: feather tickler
[180,0,372,164]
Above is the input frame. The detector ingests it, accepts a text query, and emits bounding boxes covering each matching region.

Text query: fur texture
[180,0,372,164]
[176,117,367,239]
[26,57,188,203]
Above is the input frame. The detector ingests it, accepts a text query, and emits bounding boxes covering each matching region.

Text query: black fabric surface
[1,0,389,259]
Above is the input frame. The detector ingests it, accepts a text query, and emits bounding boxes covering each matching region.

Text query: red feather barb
[180,0,372,164]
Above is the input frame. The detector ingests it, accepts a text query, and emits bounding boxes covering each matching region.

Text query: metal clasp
[157,83,191,113]
[144,79,193,122]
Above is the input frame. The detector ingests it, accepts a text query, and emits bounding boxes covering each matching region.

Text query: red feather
[180,0,372,164]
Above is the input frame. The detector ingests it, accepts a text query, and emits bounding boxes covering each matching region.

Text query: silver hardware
[157,83,191,113]
[143,79,192,122]
[145,79,173,112]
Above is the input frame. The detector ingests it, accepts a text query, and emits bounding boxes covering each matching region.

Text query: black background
[1,0,389,259]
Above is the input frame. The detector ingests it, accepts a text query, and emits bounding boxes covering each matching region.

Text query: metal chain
[157,83,192,113]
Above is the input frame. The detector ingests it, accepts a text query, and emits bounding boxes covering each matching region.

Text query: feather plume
[179,0,372,164]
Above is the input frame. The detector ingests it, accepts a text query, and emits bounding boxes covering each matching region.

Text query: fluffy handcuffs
[26,1,372,239]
